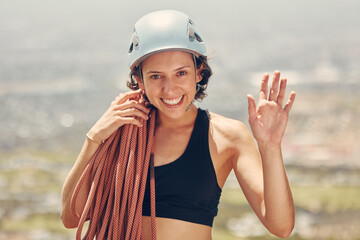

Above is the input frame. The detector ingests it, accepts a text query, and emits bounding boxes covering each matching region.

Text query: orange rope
[71,109,157,240]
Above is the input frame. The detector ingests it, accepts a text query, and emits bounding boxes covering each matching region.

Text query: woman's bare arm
[232,71,296,238]
[61,89,150,228]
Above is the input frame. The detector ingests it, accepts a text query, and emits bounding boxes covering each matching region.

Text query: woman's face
[139,51,203,119]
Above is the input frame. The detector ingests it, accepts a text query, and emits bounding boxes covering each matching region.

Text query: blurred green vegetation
[292,185,360,213]
[219,186,360,214]
[213,186,360,240]
[1,150,360,239]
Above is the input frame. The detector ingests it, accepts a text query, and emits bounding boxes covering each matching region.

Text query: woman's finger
[259,73,269,101]
[247,94,257,122]
[284,91,296,113]
[276,78,287,106]
[114,89,143,105]
[116,108,149,121]
[117,116,143,127]
[114,99,150,114]
[269,71,280,102]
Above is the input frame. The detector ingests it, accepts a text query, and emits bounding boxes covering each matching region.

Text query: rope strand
[71,109,157,239]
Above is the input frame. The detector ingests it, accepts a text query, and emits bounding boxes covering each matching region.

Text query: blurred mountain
[0,0,359,168]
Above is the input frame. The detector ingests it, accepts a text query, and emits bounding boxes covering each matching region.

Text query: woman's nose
[162,78,176,94]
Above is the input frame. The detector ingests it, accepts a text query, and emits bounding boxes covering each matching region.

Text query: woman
[61,10,296,239]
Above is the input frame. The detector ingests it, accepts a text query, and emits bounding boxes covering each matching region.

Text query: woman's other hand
[247,71,296,146]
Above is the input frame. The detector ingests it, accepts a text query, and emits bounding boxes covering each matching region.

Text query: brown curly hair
[127,55,213,101]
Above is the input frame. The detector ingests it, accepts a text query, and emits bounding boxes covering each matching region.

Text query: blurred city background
[0,0,359,239]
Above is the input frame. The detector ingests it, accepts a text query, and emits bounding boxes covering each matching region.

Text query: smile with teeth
[161,95,184,106]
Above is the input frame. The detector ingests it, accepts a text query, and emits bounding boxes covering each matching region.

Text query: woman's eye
[150,74,161,80]
[177,71,187,76]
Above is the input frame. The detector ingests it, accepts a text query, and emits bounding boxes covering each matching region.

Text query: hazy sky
[1,0,359,86]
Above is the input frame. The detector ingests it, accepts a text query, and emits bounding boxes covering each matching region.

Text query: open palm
[247,71,296,146]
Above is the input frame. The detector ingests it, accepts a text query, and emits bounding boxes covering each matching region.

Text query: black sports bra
[142,108,222,227]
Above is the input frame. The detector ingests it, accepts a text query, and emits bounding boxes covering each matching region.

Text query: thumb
[247,94,256,121]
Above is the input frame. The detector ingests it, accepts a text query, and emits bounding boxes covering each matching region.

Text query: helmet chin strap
[138,64,152,106]
[185,54,198,112]
[185,100,194,112]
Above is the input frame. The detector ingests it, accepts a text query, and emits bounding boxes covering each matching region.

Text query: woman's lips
[161,95,184,106]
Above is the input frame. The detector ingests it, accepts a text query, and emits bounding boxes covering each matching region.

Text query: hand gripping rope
[71,109,157,240]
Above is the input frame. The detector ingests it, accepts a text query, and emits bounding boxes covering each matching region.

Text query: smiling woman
[128,53,212,103]
[61,10,296,240]
[136,51,203,119]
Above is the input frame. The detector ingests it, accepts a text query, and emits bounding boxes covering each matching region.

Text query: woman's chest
[152,123,233,189]
[153,126,193,167]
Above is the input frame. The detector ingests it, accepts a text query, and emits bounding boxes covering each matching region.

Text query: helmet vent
[194,32,203,42]
[188,19,203,42]
[129,32,139,53]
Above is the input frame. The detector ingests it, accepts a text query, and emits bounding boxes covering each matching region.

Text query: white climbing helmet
[128,10,207,70]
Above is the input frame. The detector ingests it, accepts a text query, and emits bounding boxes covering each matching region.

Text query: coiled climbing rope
[71,109,157,240]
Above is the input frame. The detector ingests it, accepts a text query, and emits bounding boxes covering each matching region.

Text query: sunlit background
[1,0,360,239]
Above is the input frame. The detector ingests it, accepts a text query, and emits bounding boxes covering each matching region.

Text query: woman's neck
[156,105,198,129]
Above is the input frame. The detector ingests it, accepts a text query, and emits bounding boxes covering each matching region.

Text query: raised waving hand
[247,71,296,146]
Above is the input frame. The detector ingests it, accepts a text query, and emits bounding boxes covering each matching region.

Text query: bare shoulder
[207,111,258,174]
[208,111,253,145]
[207,111,259,185]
